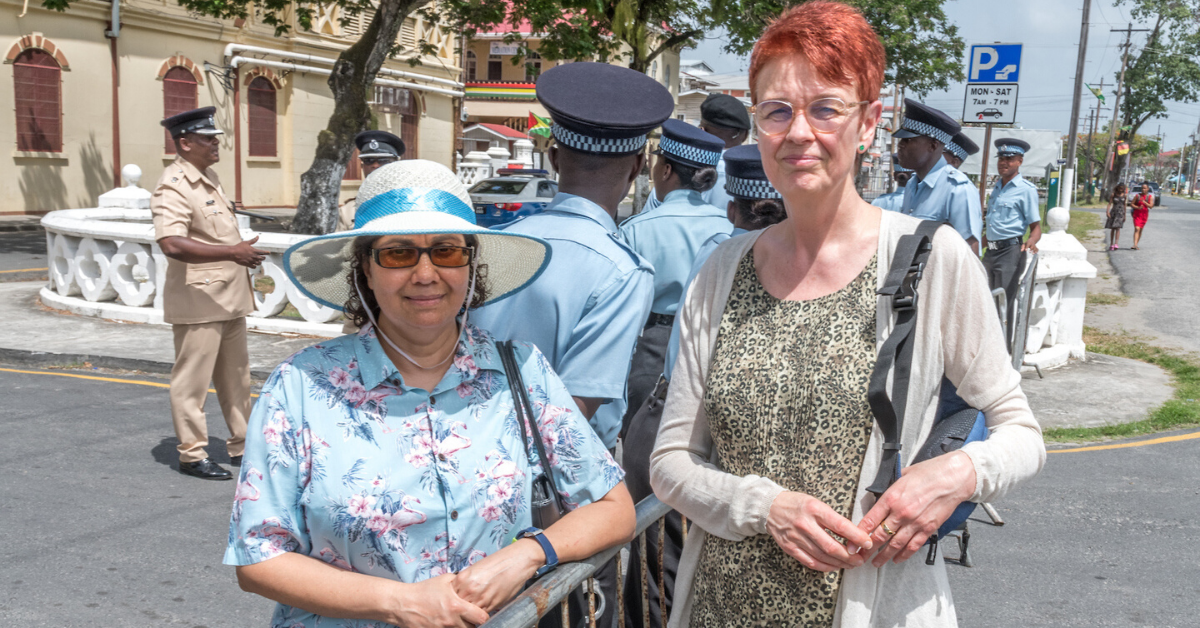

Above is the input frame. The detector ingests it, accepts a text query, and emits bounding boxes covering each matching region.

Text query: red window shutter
[13,49,62,152]
[247,77,277,157]
[343,148,361,181]
[398,89,419,159]
[163,67,199,154]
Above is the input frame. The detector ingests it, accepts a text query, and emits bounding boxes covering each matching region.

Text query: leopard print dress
[690,249,878,628]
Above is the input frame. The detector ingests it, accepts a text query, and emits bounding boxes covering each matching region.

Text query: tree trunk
[290,0,423,234]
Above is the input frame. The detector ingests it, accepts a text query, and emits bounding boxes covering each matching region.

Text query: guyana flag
[528,112,552,138]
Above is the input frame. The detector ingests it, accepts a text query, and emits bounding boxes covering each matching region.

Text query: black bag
[867,221,988,549]
[497,340,568,529]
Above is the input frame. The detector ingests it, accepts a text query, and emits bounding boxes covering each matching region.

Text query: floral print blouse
[224,323,624,628]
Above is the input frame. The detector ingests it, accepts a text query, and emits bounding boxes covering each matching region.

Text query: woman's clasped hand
[769,450,978,571]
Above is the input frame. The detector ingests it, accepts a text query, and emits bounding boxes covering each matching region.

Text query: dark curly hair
[343,235,490,328]
[665,157,719,193]
[731,197,787,230]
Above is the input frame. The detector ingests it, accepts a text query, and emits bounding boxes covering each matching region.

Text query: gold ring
[880,521,897,536]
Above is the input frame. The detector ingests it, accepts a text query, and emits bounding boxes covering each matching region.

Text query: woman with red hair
[649,2,1045,626]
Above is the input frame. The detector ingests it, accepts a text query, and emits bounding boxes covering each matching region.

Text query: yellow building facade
[0,0,463,215]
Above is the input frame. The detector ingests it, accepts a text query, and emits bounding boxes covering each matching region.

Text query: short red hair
[748,1,886,104]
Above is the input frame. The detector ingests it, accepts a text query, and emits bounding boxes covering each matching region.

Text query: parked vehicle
[469,170,558,228]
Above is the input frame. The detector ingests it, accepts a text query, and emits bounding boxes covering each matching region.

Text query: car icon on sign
[976,108,1003,120]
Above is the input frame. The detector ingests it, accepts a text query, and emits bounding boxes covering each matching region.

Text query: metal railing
[481,496,673,628]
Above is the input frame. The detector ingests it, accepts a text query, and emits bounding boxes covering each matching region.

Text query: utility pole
[1062,0,1091,209]
[1190,119,1200,197]
[1083,80,1106,202]
[1101,23,1150,197]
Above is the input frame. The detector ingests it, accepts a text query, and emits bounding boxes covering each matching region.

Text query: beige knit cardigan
[649,210,1046,628]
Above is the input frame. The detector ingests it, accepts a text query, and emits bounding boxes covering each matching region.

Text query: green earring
[858,144,866,152]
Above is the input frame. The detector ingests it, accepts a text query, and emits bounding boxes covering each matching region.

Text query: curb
[0,223,44,233]
[0,347,275,380]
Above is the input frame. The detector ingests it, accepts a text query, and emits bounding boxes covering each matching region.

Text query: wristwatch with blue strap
[516,527,558,578]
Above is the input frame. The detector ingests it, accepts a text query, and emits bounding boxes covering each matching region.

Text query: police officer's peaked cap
[892,99,961,146]
[356,130,405,160]
[946,131,980,160]
[161,106,223,138]
[891,153,913,173]
[654,119,724,169]
[700,93,751,131]
[995,137,1031,157]
[723,144,781,200]
[537,62,674,156]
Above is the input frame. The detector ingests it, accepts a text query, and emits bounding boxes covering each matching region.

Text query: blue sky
[684,0,1200,151]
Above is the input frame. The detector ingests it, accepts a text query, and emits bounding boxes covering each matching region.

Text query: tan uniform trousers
[170,317,250,463]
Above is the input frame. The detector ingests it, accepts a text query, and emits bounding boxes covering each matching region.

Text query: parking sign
[967,44,1022,83]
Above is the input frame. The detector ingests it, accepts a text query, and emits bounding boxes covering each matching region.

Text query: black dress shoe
[178,458,233,480]
[230,455,243,467]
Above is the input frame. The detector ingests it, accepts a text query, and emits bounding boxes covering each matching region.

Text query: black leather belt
[645,312,675,328]
[986,236,1022,251]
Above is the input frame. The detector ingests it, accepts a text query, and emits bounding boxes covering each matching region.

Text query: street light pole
[1101,24,1150,196]
[1062,0,1091,209]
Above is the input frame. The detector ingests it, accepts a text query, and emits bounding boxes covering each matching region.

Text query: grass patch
[1042,327,1200,442]
[279,303,303,320]
[1067,209,1102,242]
[1086,292,1129,308]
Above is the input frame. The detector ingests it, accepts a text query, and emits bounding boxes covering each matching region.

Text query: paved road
[0,231,48,282]
[2,363,1197,627]
[1102,194,1200,353]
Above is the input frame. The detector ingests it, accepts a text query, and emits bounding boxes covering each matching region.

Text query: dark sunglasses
[361,157,397,167]
[371,245,474,269]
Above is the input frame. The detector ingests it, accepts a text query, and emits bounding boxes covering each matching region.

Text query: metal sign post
[965,43,1022,213]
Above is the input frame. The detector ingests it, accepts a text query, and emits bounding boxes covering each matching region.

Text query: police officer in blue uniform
[870,155,912,212]
[335,130,405,232]
[618,119,732,429]
[642,93,750,213]
[622,143,785,628]
[471,62,671,627]
[984,137,1041,346]
[893,99,983,253]
[944,130,979,170]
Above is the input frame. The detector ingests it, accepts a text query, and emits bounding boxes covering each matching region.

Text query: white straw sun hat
[283,159,551,311]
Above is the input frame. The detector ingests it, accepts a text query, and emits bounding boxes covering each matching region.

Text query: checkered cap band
[946,141,968,160]
[726,175,782,200]
[997,145,1026,156]
[901,118,953,146]
[658,135,722,166]
[552,125,646,154]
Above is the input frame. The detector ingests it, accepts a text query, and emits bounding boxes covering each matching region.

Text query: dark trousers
[983,242,1026,348]
[621,379,681,628]
[622,319,672,436]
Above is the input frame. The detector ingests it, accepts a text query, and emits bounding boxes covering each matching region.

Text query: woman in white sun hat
[224,160,635,628]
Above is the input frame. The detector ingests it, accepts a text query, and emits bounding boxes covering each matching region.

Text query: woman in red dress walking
[1130,182,1153,250]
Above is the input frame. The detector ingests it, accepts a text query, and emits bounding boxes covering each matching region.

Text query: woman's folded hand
[453,539,544,614]
[766,491,873,572]
[390,574,489,628]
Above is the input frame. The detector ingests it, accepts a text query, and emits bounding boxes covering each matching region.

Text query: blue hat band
[901,118,954,146]
[354,188,477,229]
[552,125,647,154]
[997,146,1026,156]
[726,175,782,199]
[659,136,722,167]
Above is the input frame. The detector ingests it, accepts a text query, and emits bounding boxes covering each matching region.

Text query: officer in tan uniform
[153,106,266,480]
[334,130,405,232]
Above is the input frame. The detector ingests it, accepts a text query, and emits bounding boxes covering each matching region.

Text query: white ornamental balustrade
[1023,206,1097,372]
[40,176,346,337]
[457,150,493,188]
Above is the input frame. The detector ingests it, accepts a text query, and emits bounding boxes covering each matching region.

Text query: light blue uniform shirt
[986,173,1041,241]
[871,190,905,212]
[663,227,749,380]
[642,152,730,213]
[224,325,622,628]
[900,157,983,242]
[473,193,654,449]
[618,188,734,315]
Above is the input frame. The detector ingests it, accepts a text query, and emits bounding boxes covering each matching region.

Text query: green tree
[710,0,965,96]
[43,0,429,234]
[1102,0,1200,196]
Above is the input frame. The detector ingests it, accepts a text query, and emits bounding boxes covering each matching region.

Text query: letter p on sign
[971,47,998,80]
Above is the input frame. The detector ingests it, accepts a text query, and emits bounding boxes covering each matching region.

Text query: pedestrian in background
[868,156,911,212]
[153,106,265,481]
[1130,181,1153,250]
[942,131,979,170]
[335,130,404,233]
[1105,183,1127,251]
[643,93,751,213]
[983,137,1041,346]
[650,3,1045,626]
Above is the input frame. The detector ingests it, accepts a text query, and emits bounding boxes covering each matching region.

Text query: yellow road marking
[1048,430,1200,454]
[0,267,48,273]
[0,366,258,397]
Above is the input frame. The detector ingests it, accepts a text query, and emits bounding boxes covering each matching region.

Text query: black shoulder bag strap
[496,340,569,516]
[866,220,942,496]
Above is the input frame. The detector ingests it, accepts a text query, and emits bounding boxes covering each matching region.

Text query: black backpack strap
[866,220,941,496]
[496,340,568,512]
